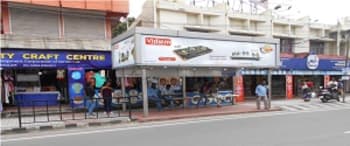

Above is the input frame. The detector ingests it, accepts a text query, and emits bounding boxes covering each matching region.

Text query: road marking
[344,131,350,134]
[280,105,299,111]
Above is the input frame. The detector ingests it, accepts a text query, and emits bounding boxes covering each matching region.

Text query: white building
[123,0,350,98]
[134,0,340,56]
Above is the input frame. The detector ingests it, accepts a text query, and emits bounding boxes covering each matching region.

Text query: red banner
[324,75,330,87]
[234,75,245,102]
[286,75,293,99]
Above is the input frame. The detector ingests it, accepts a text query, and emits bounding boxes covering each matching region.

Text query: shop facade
[238,54,344,100]
[112,27,280,116]
[0,48,112,108]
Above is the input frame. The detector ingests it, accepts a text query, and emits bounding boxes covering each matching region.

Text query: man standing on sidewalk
[255,80,268,110]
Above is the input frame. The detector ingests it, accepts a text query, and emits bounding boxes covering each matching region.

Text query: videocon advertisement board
[139,35,279,68]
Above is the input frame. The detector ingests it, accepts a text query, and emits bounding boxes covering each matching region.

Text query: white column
[142,69,149,117]
[267,69,272,109]
[336,22,341,55]
[121,72,127,111]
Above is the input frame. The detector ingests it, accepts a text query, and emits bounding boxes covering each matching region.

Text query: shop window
[186,77,233,92]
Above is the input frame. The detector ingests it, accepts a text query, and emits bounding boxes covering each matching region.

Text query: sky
[129,0,349,24]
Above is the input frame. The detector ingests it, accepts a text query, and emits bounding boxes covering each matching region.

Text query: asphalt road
[2,109,350,146]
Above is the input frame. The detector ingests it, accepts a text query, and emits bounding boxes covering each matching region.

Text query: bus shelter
[112,27,280,117]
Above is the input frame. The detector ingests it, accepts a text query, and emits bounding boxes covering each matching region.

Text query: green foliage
[112,17,136,38]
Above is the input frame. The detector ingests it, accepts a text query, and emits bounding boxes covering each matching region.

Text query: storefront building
[0,1,128,109]
[0,48,111,107]
[112,27,280,116]
[240,54,344,100]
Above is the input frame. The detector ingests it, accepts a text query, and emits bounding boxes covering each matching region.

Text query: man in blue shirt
[255,80,268,110]
[147,83,163,111]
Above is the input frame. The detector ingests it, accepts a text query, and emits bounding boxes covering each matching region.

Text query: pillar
[142,69,149,117]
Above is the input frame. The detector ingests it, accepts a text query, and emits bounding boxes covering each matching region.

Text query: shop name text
[0,53,105,61]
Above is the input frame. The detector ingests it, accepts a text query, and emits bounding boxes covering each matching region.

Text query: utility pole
[344,32,350,103]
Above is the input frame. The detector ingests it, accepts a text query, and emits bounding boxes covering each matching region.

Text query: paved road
[2,109,350,146]
[276,99,350,112]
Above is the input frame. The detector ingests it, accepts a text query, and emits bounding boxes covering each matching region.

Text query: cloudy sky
[129,0,349,24]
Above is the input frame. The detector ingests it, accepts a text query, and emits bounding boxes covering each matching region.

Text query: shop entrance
[293,75,324,97]
[243,75,286,100]
[1,69,68,109]
[243,75,266,100]
[271,75,286,99]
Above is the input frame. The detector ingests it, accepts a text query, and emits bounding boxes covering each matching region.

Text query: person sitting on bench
[161,84,175,109]
[147,83,163,111]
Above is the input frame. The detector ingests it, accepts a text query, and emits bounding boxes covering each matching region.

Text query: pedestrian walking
[255,80,268,110]
[84,78,97,117]
[101,80,113,117]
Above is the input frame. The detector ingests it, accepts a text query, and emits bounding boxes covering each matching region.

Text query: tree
[112,17,135,38]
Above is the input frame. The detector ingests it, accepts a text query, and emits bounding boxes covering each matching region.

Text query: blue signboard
[280,57,345,71]
[0,49,111,69]
[68,67,85,108]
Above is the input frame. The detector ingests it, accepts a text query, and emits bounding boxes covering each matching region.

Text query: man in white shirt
[160,84,175,109]
[327,78,338,90]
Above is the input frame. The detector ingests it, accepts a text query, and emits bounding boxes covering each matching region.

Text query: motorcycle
[318,86,341,103]
[302,87,316,102]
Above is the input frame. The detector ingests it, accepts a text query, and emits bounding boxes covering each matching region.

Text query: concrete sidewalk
[1,102,283,135]
[1,112,131,135]
[134,103,281,122]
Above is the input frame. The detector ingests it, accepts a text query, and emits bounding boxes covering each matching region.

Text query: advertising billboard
[68,67,85,108]
[112,36,135,68]
[0,49,111,69]
[140,35,279,68]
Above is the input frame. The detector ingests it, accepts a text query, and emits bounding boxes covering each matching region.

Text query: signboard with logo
[0,49,111,69]
[112,37,135,68]
[286,75,293,99]
[68,67,85,108]
[139,35,279,68]
[306,54,319,70]
[281,57,345,71]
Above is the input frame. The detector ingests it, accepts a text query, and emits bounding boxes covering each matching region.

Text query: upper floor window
[310,41,325,54]
[280,38,294,53]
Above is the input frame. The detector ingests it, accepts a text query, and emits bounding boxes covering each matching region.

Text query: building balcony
[228,13,266,22]
[273,19,304,27]
[309,37,336,42]
[273,33,304,39]
[228,29,265,36]
[183,25,221,32]
[309,23,332,30]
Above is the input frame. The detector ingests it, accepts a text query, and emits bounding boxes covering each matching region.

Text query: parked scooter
[318,86,340,103]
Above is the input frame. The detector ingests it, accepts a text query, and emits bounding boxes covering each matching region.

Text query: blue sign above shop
[0,49,112,69]
[280,57,345,71]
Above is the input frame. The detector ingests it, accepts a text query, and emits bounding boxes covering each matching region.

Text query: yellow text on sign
[66,54,105,61]
[22,53,60,60]
[0,53,15,59]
